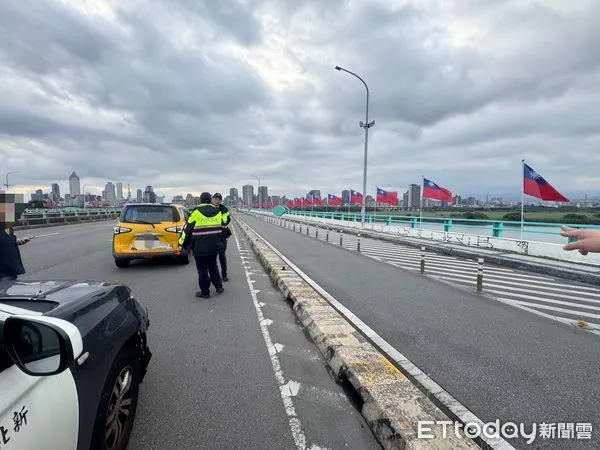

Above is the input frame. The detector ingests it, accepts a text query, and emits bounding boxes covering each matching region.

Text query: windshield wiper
[128,220,156,228]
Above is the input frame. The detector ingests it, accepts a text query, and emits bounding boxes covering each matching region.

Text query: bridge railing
[274,209,600,243]
[16,208,123,228]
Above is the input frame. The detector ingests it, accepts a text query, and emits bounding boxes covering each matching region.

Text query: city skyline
[9,168,599,208]
[1,2,599,201]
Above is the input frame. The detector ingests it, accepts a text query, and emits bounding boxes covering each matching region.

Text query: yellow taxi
[112,203,190,268]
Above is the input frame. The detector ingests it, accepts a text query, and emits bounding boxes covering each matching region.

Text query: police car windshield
[121,205,180,224]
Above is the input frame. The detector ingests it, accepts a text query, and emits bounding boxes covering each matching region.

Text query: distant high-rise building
[307,190,321,200]
[116,182,123,200]
[408,184,421,210]
[402,191,409,210]
[143,185,156,203]
[51,183,60,202]
[230,188,239,202]
[69,171,80,197]
[258,186,268,206]
[137,189,143,202]
[341,190,350,205]
[127,184,131,201]
[242,185,254,207]
[105,182,117,206]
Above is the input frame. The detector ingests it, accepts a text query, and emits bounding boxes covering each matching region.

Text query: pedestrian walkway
[277,217,600,333]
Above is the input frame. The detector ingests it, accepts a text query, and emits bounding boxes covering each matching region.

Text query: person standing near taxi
[0,192,30,281]
[211,192,231,281]
[179,192,226,298]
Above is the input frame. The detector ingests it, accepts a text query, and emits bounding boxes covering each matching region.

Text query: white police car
[0,279,152,450]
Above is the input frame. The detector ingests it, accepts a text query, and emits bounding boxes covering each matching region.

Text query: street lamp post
[335,65,375,228]
[4,171,18,191]
[252,175,261,209]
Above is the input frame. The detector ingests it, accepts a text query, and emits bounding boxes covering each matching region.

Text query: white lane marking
[483,287,600,306]
[497,298,600,321]
[232,226,308,450]
[441,276,600,313]
[435,273,600,299]
[30,232,61,238]
[240,218,514,450]
[373,253,553,280]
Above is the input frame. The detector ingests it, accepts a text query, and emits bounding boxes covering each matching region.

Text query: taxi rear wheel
[177,254,189,264]
[91,345,141,450]
[114,259,130,268]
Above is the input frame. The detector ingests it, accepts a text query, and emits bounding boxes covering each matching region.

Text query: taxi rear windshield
[121,205,181,223]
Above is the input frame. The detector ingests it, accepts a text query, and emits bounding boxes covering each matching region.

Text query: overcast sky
[1,0,599,202]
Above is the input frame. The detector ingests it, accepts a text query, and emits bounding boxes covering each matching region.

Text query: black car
[0,279,152,450]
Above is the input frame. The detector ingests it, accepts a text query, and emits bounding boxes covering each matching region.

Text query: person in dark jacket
[178,192,226,298]
[0,192,30,281]
[211,192,231,281]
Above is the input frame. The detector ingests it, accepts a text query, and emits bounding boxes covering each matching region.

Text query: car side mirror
[2,315,84,377]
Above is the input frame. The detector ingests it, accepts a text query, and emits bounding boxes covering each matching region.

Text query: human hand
[560,226,600,255]
[17,238,30,245]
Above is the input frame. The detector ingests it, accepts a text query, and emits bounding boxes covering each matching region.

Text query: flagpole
[420,176,424,228]
[521,159,525,240]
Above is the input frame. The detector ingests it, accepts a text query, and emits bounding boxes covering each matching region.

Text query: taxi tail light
[114,226,132,234]
[166,225,184,233]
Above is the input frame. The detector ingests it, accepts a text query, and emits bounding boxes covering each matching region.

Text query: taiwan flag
[350,190,363,204]
[376,187,398,206]
[422,178,452,202]
[523,163,569,202]
[312,196,323,206]
[327,194,342,206]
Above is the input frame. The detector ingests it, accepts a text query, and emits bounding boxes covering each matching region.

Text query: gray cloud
[0,0,599,202]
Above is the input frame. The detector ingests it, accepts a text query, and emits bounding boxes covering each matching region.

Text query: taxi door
[0,307,79,450]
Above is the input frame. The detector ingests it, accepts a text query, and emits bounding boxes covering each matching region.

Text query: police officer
[0,192,30,281]
[211,193,231,281]
[179,192,226,298]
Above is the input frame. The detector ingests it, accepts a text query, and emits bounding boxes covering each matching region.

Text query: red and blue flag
[350,190,363,204]
[422,178,452,202]
[376,187,398,206]
[327,194,342,206]
[523,163,569,202]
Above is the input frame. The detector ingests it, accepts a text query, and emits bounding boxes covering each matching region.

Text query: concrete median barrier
[234,217,479,450]
[13,214,119,231]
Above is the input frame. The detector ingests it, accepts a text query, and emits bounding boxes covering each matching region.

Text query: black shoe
[196,291,210,298]
[216,287,224,294]
[222,276,229,282]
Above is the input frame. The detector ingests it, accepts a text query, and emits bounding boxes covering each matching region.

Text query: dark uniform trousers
[194,253,222,294]
[218,238,227,278]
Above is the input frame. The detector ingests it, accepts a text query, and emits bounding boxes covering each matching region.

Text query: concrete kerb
[234,218,479,449]
[275,215,600,286]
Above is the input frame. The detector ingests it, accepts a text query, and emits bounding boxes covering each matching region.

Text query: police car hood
[0,279,120,314]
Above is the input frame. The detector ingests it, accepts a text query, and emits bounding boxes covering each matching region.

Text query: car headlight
[165,226,184,233]
[114,226,132,234]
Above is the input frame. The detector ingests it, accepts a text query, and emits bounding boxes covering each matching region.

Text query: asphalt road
[239,213,600,450]
[273,216,600,333]
[14,221,380,450]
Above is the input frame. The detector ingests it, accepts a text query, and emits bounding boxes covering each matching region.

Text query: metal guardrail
[21,208,123,218]
[277,209,600,242]
[16,209,121,228]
